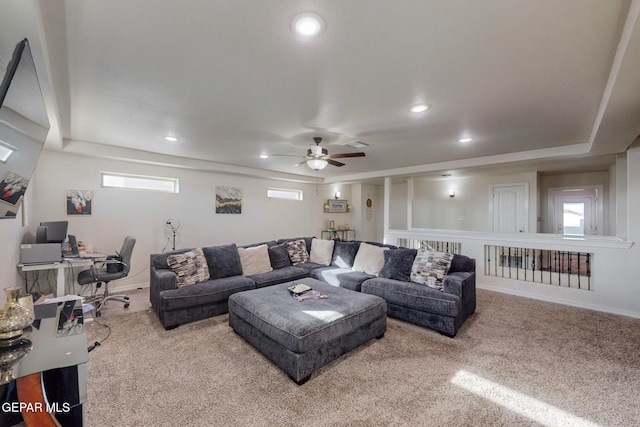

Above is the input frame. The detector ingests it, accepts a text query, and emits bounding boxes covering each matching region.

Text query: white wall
[351,183,384,242]
[398,172,538,232]
[27,150,353,292]
[389,182,408,229]
[615,153,628,239]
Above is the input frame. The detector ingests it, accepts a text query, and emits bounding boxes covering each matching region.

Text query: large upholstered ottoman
[228,278,387,384]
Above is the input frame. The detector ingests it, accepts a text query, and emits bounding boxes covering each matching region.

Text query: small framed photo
[66,190,93,215]
[327,199,347,213]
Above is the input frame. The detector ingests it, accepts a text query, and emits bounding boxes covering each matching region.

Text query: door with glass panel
[553,195,596,236]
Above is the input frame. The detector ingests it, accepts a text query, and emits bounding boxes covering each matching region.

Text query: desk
[0,301,88,426]
[18,257,102,297]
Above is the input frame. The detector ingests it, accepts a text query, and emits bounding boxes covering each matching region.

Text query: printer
[20,243,62,264]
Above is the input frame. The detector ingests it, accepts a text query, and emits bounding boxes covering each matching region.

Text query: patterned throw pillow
[286,239,310,265]
[410,250,454,290]
[167,248,210,287]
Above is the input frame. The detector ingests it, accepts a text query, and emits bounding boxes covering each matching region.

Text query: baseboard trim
[477,284,640,319]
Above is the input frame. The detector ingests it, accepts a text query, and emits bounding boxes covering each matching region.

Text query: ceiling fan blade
[269,154,305,158]
[327,159,345,167]
[292,160,308,167]
[328,152,366,159]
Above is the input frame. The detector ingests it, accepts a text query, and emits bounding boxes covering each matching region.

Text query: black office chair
[78,236,136,317]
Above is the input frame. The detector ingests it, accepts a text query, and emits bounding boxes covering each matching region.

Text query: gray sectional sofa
[149,237,476,336]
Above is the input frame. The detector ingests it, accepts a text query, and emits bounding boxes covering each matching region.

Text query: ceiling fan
[272,137,366,170]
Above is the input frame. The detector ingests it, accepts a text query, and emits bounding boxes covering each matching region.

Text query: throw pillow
[331,241,361,268]
[286,239,310,265]
[352,242,389,276]
[201,243,243,279]
[167,248,210,287]
[268,244,291,269]
[309,238,335,266]
[378,248,418,282]
[410,250,455,290]
[237,244,273,276]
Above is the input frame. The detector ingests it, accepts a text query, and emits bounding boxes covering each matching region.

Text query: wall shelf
[321,229,355,241]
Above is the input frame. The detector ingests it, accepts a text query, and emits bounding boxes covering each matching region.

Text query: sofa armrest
[443,271,476,318]
[149,266,178,310]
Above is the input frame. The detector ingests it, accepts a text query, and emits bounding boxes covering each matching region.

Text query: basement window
[101,172,179,193]
[267,188,303,201]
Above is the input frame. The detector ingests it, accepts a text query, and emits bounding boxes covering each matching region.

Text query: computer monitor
[39,221,68,243]
[35,226,48,243]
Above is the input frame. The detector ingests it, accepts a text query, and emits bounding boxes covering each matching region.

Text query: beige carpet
[84,289,640,426]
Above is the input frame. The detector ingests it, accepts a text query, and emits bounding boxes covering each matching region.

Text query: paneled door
[490,183,528,233]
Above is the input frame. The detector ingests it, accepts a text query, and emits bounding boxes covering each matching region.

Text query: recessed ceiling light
[164,136,178,142]
[292,13,325,37]
[410,104,430,113]
[259,154,269,159]
[458,137,473,143]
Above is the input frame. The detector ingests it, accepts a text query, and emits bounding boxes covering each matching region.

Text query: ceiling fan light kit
[307,158,328,170]
[267,136,366,170]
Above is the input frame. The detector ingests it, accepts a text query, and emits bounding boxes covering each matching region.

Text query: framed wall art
[326,199,347,213]
[66,189,93,215]
[216,186,242,214]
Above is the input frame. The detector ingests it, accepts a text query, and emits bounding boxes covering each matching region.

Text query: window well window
[267,188,303,201]
[101,172,179,193]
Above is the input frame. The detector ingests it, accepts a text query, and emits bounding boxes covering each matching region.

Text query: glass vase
[0,287,34,343]
[0,338,33,385]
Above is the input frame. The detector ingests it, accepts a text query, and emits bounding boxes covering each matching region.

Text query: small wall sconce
[335,191,341,199]
[323,203,330,213]
[449,189,455,198]
[347,204,352,212]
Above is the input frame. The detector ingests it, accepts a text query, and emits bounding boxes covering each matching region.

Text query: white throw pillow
[237,244,273,276]
[352,242,389,276]
[309,238,335,266]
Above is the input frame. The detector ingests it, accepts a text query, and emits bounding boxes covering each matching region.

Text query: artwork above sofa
[149,237,476,337]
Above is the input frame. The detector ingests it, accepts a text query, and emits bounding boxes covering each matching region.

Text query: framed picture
[0,171,28,206]
[66,190,93,215]
[327,199,347,213]
[216,186,242,214]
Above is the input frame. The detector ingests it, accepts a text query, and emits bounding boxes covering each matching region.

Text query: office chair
[78,236,136,317]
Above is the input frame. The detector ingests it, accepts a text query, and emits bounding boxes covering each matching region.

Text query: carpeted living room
[86,286,640,426]
[3,1,640,426]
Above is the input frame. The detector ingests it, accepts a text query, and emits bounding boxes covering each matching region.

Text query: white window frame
[101,172,179,193]
[267,187,303,201]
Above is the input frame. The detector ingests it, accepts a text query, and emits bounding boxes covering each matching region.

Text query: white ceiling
[5,0,640,183]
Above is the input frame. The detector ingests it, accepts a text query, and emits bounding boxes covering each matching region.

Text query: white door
[491,184,528,233]
[553,195,596,235]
